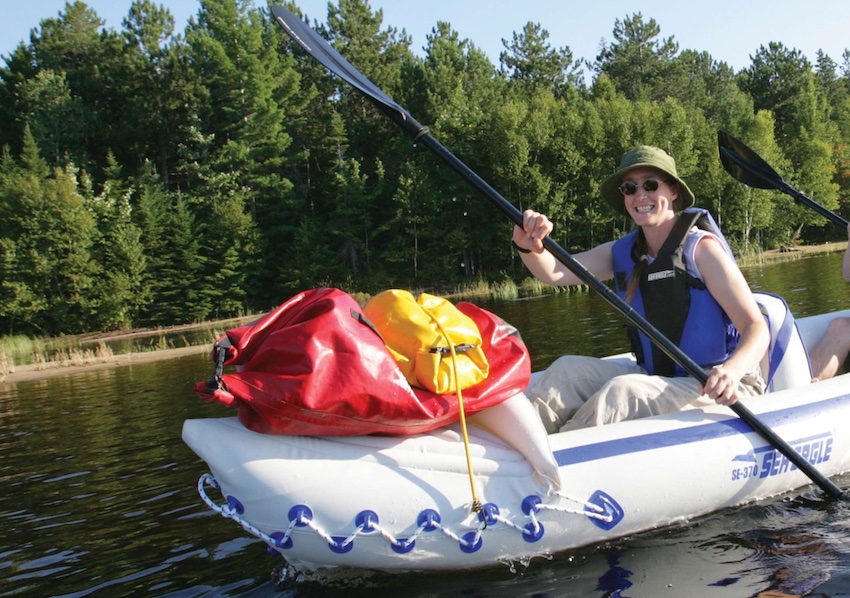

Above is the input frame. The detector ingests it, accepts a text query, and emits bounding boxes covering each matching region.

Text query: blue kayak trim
[554,394,850,467]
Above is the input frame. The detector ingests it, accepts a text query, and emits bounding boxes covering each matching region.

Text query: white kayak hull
[183,309,850,573]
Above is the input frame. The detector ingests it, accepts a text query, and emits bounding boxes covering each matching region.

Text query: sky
[3,0,849,76]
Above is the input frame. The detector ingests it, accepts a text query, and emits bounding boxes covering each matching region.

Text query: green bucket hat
[600,146,695,217]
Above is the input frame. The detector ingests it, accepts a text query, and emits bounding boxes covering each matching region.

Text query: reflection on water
[0,354,274,596]
[0,253,848,596]
[745,252,849,317]
[479,290,629,371]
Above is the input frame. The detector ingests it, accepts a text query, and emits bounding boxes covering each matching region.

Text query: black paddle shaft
[270,5,844,499]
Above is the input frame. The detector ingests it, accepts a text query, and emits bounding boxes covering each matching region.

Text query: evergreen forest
[2,0,849,336]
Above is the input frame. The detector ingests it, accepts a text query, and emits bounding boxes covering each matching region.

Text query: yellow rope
[422,306,482,514]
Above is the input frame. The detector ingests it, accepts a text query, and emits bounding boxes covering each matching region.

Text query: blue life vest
[612,208,740,377]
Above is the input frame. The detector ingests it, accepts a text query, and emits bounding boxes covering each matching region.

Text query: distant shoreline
[2,241,845,385]
[1,345,211,385]
[738,241,846,267]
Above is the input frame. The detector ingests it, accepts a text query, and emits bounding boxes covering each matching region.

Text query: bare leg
[809,317,850,381]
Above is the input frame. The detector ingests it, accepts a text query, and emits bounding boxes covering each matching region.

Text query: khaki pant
[526,355,765,434]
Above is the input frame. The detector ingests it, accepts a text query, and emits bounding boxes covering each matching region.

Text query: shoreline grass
[0,322,237,370]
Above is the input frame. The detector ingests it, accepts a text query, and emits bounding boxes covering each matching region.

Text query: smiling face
[619,167,680,228]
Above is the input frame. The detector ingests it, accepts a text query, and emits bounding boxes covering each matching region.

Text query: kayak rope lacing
[198,474,614,557]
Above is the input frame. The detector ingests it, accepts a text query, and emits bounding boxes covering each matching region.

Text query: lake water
[1,252,848,597]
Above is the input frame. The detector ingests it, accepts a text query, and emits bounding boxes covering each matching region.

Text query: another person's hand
[512,210,554,254]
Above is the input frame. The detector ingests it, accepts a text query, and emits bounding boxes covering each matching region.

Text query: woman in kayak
[512,146,769,433]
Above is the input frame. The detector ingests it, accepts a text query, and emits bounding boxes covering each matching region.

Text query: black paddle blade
[717,130,784,190]
[718,130,848,228]
[270,5,425,139]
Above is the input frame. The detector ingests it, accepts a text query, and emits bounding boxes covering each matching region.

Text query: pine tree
[90,154,149,329]
[500,21,584,97]
[0,128,100,334]
[594,13,679,102]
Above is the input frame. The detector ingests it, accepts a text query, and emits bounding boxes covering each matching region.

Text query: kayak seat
[753,292,812,392]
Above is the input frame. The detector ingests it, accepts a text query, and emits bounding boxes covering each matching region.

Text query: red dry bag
[194,288,530,436]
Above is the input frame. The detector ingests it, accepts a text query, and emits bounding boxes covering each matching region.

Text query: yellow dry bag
[364,289,489,394]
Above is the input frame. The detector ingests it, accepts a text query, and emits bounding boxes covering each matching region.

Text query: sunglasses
[619,179,661,196]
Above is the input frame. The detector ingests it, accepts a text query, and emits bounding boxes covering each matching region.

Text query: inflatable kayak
[183,306,850,574]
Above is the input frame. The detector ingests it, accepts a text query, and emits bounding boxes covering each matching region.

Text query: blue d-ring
[355,510,379,533]
[417,509,441,531]
[288,504,313,527]
[460,531,483,553]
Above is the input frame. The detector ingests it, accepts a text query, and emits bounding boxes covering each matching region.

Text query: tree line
[1,0,849,336]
